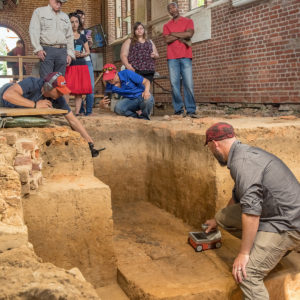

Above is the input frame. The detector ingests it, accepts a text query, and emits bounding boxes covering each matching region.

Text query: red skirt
[65,65,92,95]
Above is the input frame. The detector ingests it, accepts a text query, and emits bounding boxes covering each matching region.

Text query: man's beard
[213,150,227,166]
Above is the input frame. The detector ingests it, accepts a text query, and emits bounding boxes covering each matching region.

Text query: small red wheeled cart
[188,225,222,252]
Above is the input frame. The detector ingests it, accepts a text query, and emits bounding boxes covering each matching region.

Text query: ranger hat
[205,122,235,145]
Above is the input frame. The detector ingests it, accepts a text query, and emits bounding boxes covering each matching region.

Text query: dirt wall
[86,116,300,228]
[86,118,215,227]
[12,127,117,288]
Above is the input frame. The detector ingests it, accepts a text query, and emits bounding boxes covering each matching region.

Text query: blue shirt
[0,77,71,113]
[106,70,144,99]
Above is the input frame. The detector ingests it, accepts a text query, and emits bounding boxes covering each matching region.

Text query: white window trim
[110,34,130,46]
[148,0,229,27]
[232,0,260,7]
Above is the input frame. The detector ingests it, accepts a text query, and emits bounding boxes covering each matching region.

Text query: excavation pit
[2,114,299,299]
[86,115,300,299]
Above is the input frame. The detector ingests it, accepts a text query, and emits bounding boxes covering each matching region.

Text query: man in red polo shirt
[163,2,197,118]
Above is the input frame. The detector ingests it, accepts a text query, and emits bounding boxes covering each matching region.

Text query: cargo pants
[215,203,300,300]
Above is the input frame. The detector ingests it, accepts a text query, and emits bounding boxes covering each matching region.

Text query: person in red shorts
[163,2,197,118]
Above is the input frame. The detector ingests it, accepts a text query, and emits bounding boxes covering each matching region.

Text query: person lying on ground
[102,63,154,120]
[0,72,100,157]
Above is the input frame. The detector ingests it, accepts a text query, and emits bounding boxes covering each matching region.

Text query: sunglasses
[69,12,79,18]
[103,67,116,72]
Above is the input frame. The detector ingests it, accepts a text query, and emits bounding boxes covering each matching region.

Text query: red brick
[21,142,35,151]
[32,162,42,171]
[14,156,32,167]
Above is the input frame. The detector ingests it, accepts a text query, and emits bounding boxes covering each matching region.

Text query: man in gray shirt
[29,0,75,78]
[204,122,300,300]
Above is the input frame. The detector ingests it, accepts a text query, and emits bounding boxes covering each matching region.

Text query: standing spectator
[29,0,75,78]
[163,2,197,118]
[7,40,26,82]
[120,22,159,83]
[64,13,92,116]
[74,9,95,116]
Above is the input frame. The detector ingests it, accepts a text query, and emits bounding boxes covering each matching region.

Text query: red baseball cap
[44,72,71,95]
[103,63,117,81]
[205,122,235,145]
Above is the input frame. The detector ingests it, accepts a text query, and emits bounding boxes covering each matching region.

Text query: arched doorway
[0,26,23,85]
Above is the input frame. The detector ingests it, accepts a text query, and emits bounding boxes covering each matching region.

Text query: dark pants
[12,66,26,76]
[40,47,67,79]
[135,70,155,83]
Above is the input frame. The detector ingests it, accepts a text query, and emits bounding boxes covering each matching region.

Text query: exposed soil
[1,112,300,300]
[78,112,300,299]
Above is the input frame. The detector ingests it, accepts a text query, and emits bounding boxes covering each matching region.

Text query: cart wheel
[196,245,203,252]
[216,242,222,249]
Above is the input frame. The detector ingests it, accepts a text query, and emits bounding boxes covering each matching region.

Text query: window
[116,0,122,39]
[115,0,131,39]
[134,0,147,25]
[125,0,131,35]
[190,0,205,10]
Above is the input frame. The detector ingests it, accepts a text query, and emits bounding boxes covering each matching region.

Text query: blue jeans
[114,95,154,120]
[80,60,94,115]
[168,58,196,115]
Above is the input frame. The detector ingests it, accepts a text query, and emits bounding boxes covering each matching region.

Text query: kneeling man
[102,64,154,120]
[204,122,300,300]
[0,72,98,156]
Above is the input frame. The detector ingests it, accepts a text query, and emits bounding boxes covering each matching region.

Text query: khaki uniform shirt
[29,5,75,59]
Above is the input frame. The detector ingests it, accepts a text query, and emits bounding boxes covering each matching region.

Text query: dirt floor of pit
[112,199,237,299]
[51,111,300,299]
[112,199,300,299]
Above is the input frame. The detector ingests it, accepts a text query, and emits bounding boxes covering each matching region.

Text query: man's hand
[232,253,249,283]
[232,214,259,283]
[204,219,217,233]
[99,97,110,109]
[142,90,151,100]
[37,50,46,61]
[87,36,93,45]
[75,51,81,58]
[36,100,53,108]
[180,38,192,47]
[67,55,72,66]
[164,34,178,44]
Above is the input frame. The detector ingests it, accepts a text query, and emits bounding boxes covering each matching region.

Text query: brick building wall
[150,0,300,104]
[0,0,101,55]
[103,0,299,105]
[1,0,299,104]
